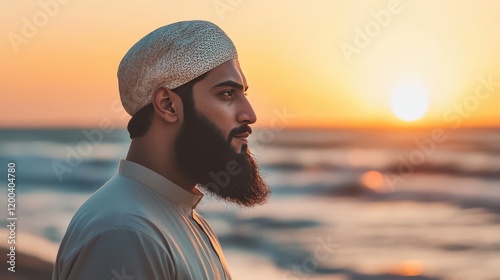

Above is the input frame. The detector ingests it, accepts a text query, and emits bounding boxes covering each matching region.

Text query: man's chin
[239,144,248,154]
[230,141,248,155]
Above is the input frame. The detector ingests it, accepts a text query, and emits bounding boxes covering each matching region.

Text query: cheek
[211,110,235,139]
[196,99,237,134]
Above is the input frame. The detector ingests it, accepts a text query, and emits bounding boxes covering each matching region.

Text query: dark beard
[174,96,270,207]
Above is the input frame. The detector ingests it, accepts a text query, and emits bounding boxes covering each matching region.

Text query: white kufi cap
[118,20,238,116]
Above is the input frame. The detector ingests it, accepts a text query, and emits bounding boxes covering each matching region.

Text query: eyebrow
[212,80,248,92]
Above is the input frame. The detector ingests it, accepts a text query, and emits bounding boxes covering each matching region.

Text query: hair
[127,73,208,139]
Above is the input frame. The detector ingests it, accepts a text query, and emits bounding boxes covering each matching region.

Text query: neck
[125,133,196,193]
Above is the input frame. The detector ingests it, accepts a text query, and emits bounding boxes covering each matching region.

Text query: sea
[0,127,499,280]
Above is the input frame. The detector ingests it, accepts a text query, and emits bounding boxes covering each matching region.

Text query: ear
[151,87,182,123]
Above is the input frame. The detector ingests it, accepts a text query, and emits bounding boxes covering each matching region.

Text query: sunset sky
[2,0,500,128]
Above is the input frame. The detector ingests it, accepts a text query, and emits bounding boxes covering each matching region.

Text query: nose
[237,96,257,125]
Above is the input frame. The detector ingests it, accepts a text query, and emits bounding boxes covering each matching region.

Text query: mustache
[227,125,252,142]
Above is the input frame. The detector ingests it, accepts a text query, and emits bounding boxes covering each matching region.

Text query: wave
[0,155,118,192]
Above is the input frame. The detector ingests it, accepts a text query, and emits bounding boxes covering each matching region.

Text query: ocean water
[0,128,499,280]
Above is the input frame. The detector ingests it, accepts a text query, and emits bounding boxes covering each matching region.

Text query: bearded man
[53,20,270,280]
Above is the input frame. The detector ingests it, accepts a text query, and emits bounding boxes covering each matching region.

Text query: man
[53,20,271,280]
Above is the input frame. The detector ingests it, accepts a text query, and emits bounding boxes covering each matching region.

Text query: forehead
[197,59,247,88]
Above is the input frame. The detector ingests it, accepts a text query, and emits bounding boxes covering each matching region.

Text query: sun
[390,83,429,121]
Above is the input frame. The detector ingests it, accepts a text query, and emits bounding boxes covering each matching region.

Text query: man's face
[191,59,256,154]
[174,59,270,207]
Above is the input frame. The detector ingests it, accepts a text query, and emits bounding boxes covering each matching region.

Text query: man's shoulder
[64,173,177,244]
[74,173,145,221]
[54,217,176,279]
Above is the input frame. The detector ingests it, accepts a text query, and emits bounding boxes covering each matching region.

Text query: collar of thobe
[118,158,203,211]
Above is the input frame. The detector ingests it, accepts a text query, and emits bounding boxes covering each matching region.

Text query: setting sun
[390,83,429,122]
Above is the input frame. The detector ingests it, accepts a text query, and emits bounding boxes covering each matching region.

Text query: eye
[219,90,235,97]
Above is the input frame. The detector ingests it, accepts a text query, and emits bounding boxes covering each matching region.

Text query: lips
[229,125,252,144]
[234,132,250,143]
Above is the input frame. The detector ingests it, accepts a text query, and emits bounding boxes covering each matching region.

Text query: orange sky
[1,0,500,129]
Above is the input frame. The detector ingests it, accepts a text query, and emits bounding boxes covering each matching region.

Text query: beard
[174,97,270,207]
